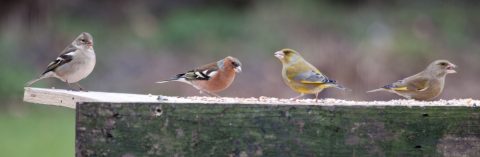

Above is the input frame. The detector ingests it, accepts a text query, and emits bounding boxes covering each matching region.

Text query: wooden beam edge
[23,87,479,109]
[24,87,88,109]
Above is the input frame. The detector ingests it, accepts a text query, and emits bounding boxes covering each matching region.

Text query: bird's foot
[291,94,305,101]
[199,90,220,97]
[68,83,87,92]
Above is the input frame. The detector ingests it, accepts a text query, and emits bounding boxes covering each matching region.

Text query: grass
[0,104,75,157]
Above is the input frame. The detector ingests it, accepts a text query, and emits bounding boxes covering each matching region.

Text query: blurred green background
[1,0,479,156]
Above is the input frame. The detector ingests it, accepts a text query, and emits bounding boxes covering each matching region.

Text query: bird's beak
[87,42,93,47]
[446,64,456,74]
[274,51,284,59]
[234,66,242,73]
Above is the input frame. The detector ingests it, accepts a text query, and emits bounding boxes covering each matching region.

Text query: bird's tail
[25,71,56,87]
[25,75,47,87]
[367,88,384,93]
[156,74,184,84]
[156,80,171,84]
[325,79,351,91]
[332,84,352,91]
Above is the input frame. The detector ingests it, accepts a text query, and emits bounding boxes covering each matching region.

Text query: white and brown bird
[157,56,242,97]
[26,32,96,91]
[367,60,456,100]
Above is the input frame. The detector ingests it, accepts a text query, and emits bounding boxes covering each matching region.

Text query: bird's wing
[385,76,430,92]
[59,44,77,55]
[404,76,431,91]
[296,70,334,84]
[180,62,219,81]
[42,47,76,75]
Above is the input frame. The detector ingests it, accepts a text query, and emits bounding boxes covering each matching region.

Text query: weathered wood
[22,88,480,156]
[23,87,478,109]
[76,102,480,157]
[23,87,160,108]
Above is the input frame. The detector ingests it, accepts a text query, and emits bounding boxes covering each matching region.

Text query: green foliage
[0,105,74,157]
[2,1,480,155]
[157,8,246,54]
[0,39,31,102]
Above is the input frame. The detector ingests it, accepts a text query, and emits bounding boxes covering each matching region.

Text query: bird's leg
[193,85,218,97]
[73,83,85,91]
[394,92,411,99]
[67,82,84,91]
[67,83,79,91]
[199,90,220,97]
[66,80,76,91]
[292,94,305,100]
[315,92,319,102]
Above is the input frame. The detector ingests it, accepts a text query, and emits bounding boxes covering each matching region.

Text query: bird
[367,60,456,100]
[274,48,348,101]
[25,32,96,91]
[156,56,242,97]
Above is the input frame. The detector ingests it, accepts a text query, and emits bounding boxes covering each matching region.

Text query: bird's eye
[439,62,447,66]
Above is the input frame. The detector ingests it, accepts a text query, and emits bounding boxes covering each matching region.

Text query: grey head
[73,32,93,48]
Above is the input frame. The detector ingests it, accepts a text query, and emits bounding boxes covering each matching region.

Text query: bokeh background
[1,0,479,156]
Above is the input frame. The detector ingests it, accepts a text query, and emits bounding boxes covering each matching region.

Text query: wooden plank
[23,88,479,109]
[23,88,480,156]
[23,87,160,109]
[76,102,480,157]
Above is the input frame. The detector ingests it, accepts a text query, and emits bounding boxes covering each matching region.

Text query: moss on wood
[76,103,480,157]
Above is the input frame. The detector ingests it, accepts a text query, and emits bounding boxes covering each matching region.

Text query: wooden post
[23,88,480,157]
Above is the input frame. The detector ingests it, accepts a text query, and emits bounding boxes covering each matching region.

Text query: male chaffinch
[157,56,242,97]
[367,60,456,100]
[26,32,96,91]
[274,48,348,101]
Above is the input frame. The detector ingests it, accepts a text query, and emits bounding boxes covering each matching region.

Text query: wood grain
[23,87,159,108]
[76,103,480,157]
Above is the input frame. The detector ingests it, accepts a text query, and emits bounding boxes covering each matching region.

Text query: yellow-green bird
[274,48,348,101]
[367,60,456,100]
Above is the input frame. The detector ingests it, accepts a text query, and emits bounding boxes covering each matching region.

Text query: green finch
[274,48,348,101]
[157,56,242,97]
[26,32,95,91]
[367,60,456,100]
